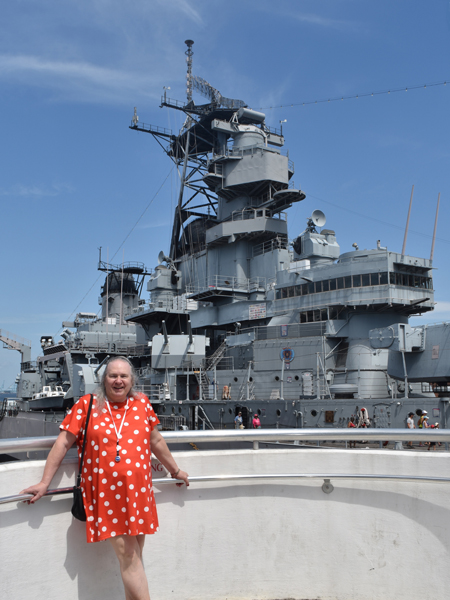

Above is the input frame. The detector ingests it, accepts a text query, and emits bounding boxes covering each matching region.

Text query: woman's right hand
[19,482,49,504]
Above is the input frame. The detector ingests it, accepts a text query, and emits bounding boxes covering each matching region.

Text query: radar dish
[311,210,326,228]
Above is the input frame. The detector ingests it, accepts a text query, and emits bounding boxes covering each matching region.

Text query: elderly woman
[21,356,189,600]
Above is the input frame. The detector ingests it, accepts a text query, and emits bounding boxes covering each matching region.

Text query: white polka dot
[115,494,121,500]
[98,517,102,522]
[134,416,140,420]
[141,487,146,493]
[128,439,133,444]
[99,468,104,474]
[88,516,94,521]
[102,451,107,456]
[93,413,98,417]
[111,485,116,491]
[88,476,92,481]
[102,478,107,484]
[116,414,121,419]
[106,429,111,434]
[102,526,107,532]
[108,510,113,515]
[124,422,129,426]
[133,502,137,508]
[105,416,110,421]
[122,507,126,512]
[94,468,98,473]
[143,464,147,470]
[104,501,110,506]
[100,422,105,426]
[140,455,144,460]
[103,438,108,443]
[117,481,123,487]
[136,447,141,451]
[127,470,132,476]
[100,492,105,498]
[122,449,127,455]
[139,519,144,524]
[94,424,99,429]
[125,520,128,525]
[89,505,94,511]
[113,518,118,524]
[111,532,116,537]
[77,409,82,414]
[144,507,149,512]
[136,463,141,468]
[129,484,134,490]
[94,445,99,451]
[126,459,131,464]
[113,471,118,477]
[134,430,139,435]
[130,516,135,522]
[76,415,82,420]
[109,461,115,467]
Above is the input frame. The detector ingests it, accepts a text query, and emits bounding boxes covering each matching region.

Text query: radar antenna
[185,40,245,109]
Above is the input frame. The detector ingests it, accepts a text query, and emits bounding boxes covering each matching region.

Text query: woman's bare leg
[109,535,150,600]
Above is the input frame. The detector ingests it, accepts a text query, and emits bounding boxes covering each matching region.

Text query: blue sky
[1,0,449,388]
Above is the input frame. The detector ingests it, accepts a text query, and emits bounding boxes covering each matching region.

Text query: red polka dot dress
[61,393,160,543]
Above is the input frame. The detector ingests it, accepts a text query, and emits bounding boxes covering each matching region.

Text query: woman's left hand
[173,469,189,487]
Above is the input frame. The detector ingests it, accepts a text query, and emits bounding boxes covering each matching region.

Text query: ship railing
[252,237,288,257]
[134,384,167,401]
[20,361,39,372]
[186,275,266,295]
[3,429,448,455]
[129,119,173,137]
[228,322,327,342]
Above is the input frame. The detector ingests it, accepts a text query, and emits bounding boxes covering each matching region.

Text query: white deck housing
[1,445,449,600]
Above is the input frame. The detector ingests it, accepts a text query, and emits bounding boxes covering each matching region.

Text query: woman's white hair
[95,356,138,411]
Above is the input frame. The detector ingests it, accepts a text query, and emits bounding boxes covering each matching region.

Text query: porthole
[234,377,238,382]
[276,409,281,417]
[228,408,233,415]
[311,409,318,417]
[162,406,166,413]
[275,376,280,381]
[178,406,182,413]
[294,375,299,381]
[249,377,253,382]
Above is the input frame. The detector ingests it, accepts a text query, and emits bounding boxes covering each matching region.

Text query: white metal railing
[186,275,267,295]
[1,428,449,455]
[2,472,450,506]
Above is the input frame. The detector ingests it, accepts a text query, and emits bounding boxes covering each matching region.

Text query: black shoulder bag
[71,394,94,521]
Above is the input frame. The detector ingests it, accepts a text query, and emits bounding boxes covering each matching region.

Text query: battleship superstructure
[1,40,450,437]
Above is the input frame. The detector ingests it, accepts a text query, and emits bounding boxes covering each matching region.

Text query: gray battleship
[1,40,449,438]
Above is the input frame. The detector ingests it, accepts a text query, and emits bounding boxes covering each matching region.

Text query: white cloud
[0,54,163,104]
[0,182,74,198]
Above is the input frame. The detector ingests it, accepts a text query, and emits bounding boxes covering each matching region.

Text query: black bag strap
[75,394,94,489]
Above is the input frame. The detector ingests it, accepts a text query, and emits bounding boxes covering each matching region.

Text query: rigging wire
[57,168,174,333]
[258,79,448,111]
[305,191,450,246]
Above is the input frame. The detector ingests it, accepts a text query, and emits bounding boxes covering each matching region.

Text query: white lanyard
[106,398,129,463]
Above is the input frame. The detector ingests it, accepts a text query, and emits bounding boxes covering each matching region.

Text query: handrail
[2,472,450,505]
[1,428,449,454]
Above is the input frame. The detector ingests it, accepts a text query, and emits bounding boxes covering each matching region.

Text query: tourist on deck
[252,413,261,428]
[234,411,243,429]
[406,412,416,448]
[20,356,189,600]
[428,422,439,451]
